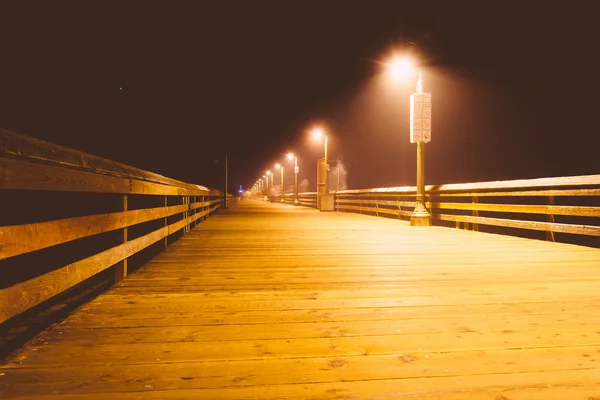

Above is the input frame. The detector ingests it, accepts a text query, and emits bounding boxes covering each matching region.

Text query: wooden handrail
[0,128,224,324]
[332,175,600,240]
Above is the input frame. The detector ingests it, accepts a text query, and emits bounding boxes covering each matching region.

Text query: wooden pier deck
[1,200,600,399]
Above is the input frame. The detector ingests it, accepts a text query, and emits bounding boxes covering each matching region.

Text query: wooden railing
[334,175,600,244]
[0,129,224,324]
[280,192,318,208]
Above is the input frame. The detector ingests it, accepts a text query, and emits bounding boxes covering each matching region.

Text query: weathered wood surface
[1,200,600,399]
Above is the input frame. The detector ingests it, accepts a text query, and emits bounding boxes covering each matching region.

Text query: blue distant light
[119,87,123,91]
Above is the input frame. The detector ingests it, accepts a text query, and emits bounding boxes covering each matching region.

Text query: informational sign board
[294,166,299,174]
[410,92,432,143]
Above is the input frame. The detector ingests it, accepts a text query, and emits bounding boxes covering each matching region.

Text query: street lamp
[311,127,329,209]
[267,170,273,190]
[287,152,299,204]
[275,163,284,202]
[386,51,432,226]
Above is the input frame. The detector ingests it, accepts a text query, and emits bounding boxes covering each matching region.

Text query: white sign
[410,92,432,143]
[294,166,299,174]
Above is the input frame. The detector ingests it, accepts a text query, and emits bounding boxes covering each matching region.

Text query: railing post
[472,196,479,231]
[115,195,128,282]
[206,195,211,220]
[163,196,168,248]
[546,195,555,242]
[185,196,190,234]
[192,196,196,228]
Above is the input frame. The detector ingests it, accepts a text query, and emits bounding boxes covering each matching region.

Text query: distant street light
[266,171,273,200]
[386,48,432,226]
[275,163,284,202]
[287,152,299,204]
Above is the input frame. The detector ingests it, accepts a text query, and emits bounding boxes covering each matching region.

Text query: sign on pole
[410,92,432,143]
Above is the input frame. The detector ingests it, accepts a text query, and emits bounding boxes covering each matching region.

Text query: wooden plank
[337,204,413,217]
[433,213,600,236]
[0,157,130,194]
[65,302,600,328]
[1,347,598,396]
[129,179,209,196]
[0,156,218,197]
[336,174,600,195]
[428,201,600,217]
[114,195,128,282]
[336,198,416,208]
[0,203,189,260]
[2,372,600,400]
[437,188,600,197]
[0,127,212,193]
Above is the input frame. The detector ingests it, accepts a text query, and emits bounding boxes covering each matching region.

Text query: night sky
[1,1,598,192]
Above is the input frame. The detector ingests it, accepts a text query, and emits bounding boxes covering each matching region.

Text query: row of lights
[250,47,432,226]
[250,127,326,205]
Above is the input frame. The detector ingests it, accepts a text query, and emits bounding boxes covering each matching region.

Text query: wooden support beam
[114,195,128,283]
[546,196,556,242]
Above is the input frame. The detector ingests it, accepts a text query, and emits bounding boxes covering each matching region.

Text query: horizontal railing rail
[333,175,600,244]
[0,128,224,324]
[279,193,318,208]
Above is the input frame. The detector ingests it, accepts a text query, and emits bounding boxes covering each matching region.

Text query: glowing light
[275,163,281,169]
[387,57,415,82]
[286,153,294,160]
[311,127,325,140]
[266,171,271,175]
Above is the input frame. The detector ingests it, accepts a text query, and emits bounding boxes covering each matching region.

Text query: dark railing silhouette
[0,128,227,324]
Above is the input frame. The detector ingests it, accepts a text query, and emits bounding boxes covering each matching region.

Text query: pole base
[410,203,432,226]
[293,198,300,205]
[410,213,432,226]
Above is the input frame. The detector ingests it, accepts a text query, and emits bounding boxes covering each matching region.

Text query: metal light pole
[266,171,273,200]
[324,135,329,194]
[293,156,299,204]
[276,164,284,203]
[409,72,432,226]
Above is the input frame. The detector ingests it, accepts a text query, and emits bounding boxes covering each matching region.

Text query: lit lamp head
[386,56,416,83]
[275,163,281,170]
[266,171,271,176]
[286,152,294,160]
[311,127,325,141]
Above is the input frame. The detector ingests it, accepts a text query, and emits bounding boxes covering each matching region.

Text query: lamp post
[386,50,432,226]
[409,72,432,226]
[275,163,284,202]
[266,170,272,200]
[311,128,328,195]
[287,152,299,204]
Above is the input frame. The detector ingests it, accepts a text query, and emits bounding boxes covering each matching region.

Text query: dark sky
[1,1,598,191]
